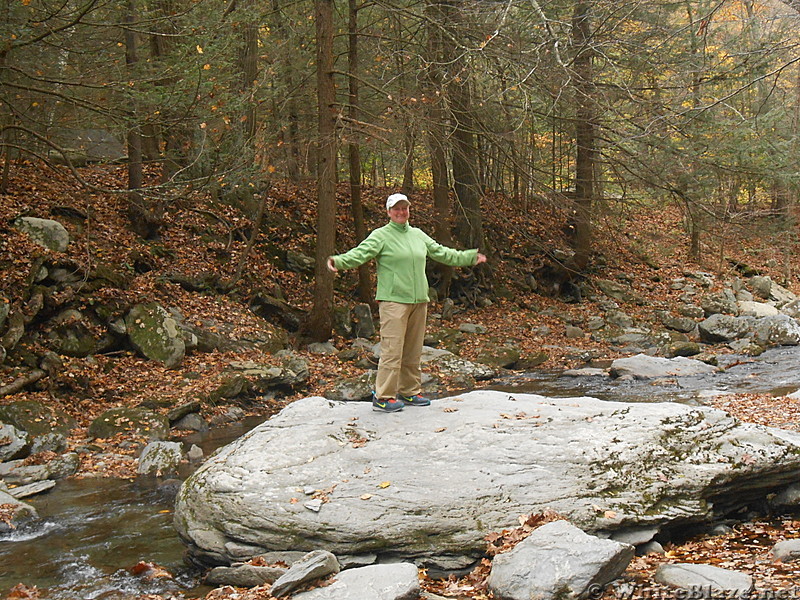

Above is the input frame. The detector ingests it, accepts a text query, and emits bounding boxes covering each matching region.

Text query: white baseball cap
[386,193,410,210]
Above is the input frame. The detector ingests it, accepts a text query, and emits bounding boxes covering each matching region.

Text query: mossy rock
[126,302,185,368]
[476,344,521,369]
[88,407,170,440]
[0,399,76,437]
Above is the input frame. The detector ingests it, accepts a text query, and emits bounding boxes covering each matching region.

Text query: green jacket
[332,221,478,303]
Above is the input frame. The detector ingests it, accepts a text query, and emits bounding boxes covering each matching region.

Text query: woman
[327,193,487,412]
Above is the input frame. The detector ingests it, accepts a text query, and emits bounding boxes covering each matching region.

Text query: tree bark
[124,0,162,240]
[304,0,337,341]
[348,0,372,303]
[425,1,453,296]
[444,0,484,252]
[571,1,595,272]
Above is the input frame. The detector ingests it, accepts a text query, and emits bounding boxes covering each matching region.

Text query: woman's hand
[476,253,487,265]
[327,256,338,273]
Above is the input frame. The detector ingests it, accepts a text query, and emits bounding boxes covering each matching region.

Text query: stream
[2,346,799,599]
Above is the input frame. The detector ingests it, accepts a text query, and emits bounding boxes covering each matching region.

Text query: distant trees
[2,0,800,334]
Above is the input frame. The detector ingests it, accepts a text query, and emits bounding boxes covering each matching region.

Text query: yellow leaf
[378,481,391,489]
[203,64,211,70]
[196,45,204,54]
[360,494,372,500]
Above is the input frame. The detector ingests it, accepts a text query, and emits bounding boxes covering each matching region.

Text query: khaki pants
[375,301,427,399]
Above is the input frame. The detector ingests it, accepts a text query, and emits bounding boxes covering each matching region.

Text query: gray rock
[609,354,717,379]
[752,315,800,346]
[308,342,337,355]
[772,483,800,506]
[561,368,608,378]
[45,452,80,479]
[138,441,183,476]
[737,301,779,318]
[771,539,800,562]
[0,489,38,533]
[287,250,315,274]
[638,541,665,555]
[173,413,209,432]
[14,217,70,252]
[270,550,340,597]
[654,563,753,596]
[565,325,585,339]
[425,349,496,381]
[698,314,752,343]
[187,444,204,463]
[441,299,455,321]
[352,303,376,339]
[292,563,420,600]
[781,299,800,319]
[174,392,800,568]
[665,341,702,358]
[726,339,765,356]
[606,310,634,329]
[661,314,698,334]
[586,316,605,331]
[205,564,286,587]
[595,279,642,304]
[0,452,79,485]
[678,304,705,319]
[769,281,797,306]
[167,400,202,424]
[7,480,56,499]
[487,520,634,600]
[326,371,376,402]
[748,276,772,300]
[0,423,29,461]
[459,323,487,334]
[701,292,739,317]
[0,299,9,332]
[126,303,185,368]
[30,432,68,454]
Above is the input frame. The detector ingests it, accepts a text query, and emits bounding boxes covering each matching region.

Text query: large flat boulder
[174,392,800,568]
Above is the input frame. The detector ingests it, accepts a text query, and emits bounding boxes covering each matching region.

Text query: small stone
[304,498,323,512]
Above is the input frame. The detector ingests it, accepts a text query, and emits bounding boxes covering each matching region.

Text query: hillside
[2,161,799,431]
[3,162,800,598]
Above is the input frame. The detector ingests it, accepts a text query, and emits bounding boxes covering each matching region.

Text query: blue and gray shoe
[372,392,404,412]
[397,393,431,406]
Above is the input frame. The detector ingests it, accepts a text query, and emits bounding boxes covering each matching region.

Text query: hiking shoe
[397,393,431,407]
[372,394,404,412]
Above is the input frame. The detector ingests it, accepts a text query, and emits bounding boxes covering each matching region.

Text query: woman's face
[387,201,410,225]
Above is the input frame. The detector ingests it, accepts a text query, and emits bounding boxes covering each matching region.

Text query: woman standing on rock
[327,193,486,413]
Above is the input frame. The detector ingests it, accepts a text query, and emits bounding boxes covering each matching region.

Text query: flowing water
[2,347,799,598]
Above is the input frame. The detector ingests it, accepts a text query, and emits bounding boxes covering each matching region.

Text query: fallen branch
[0,369,45,398]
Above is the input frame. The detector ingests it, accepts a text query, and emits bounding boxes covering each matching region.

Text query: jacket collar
[388,220,410,232]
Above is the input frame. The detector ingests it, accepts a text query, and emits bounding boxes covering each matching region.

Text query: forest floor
[2,161,800,599]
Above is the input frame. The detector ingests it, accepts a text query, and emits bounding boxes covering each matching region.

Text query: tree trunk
[571,1,595,272]
[304,0,337,341]
[444,1,483,251]
[425,1,453,296]
[450,78,484,250]
[272,0,302,181]
[238,0,259,144]
[124,0,162,239]
[348,0,371,303]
